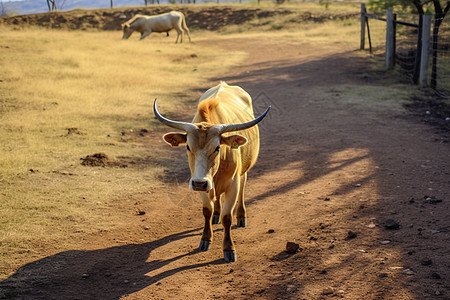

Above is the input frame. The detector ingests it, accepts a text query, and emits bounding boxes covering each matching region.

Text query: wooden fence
[360,3,432,87]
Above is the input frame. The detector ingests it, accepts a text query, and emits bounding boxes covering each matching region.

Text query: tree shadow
[0,228,225,299]
[219,48,450,298]
[7,42,443,300]
[161,41,449,298]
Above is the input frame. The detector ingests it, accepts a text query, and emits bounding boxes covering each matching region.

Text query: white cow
[121,11,191,43]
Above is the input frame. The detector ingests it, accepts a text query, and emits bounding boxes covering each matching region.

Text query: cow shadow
[0,228,225,300]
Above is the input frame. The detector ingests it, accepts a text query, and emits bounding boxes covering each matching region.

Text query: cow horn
[153,99,197,132]
[218,105,271,133]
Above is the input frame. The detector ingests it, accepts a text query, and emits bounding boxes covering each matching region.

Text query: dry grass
[245,0,360,11]
[218,6,362,46]
[0,25,246,276]
[0,5,395,278]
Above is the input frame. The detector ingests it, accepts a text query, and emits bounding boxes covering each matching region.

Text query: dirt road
[1,36,449,299]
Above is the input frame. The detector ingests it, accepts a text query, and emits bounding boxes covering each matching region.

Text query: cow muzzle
[190,178,212,192]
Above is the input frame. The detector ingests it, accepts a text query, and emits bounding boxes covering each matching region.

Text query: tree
[46,0,56,11]
[1,0,6,16]
[46,0,66,11]
[1,0,17,16]
[430,0,450,88]
[369,0,441,13]
[411,0,450,88]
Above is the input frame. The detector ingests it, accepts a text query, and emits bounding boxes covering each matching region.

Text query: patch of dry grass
[316,84,412,114]
[0,4,403,278]
[245,0,360,12]
[219,10,362,45]
[0,26,245,276]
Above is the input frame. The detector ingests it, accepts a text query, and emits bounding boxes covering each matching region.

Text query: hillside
[0,5,357,31]
[2,0,155,15]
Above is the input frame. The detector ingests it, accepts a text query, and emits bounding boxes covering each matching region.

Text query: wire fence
[394,14,419,80]
[361,11,386,53]
[361,5,450,98]
[432,16,450,98]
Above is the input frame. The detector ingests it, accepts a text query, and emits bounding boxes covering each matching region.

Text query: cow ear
[163,133,187,147]
[221,134,248,149]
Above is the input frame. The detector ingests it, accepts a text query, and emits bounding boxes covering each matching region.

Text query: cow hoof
[223,251,236,263]
[199,241,210,252]
[212,215,220,225]
[237,218,247,228]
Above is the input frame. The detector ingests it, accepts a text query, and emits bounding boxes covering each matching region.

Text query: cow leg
[221,179,240,262]
[175,27,183,44]
[236,172,247,227]
[222,214,235,262]
[212,194,221,224]
[185,29,192,43]
[181,18,192,43]
[140,31,152,40]
[199,191,214,252]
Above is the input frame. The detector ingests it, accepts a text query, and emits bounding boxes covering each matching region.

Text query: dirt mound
[81,152,132,168]
[0,6,356,31]
[66,127,86,136]
[80,152,109,166]
[0,6,287,31]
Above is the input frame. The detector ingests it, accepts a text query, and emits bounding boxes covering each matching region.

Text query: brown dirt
[1,18,450,300]
[81,153,110,167]
[0,5,356,31]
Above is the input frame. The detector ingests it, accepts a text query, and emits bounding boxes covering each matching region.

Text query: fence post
[419,14,432,87]
[413,14,424,84]
[386,9,395,70]
[360,3,366,50]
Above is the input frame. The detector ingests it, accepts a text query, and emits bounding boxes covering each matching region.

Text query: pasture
[0,23,245,273]
[1,4,450,299]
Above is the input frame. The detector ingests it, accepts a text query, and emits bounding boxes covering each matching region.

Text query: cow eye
[214,145,220,153]
[186,145,191,152]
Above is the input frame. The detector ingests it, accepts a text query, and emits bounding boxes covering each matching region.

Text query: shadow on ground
[2,46,449,299]
[0,229,227,299]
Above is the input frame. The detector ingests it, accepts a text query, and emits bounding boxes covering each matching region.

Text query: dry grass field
[0,5,364,277]
[0,24,247,273]
[1,4,449,300]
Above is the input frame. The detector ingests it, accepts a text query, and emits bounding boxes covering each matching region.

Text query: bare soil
[0,6,356,31]
[1,16,450,300]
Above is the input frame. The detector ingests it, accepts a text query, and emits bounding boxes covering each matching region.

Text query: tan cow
[153,82,270,262]
[121,11,191,43]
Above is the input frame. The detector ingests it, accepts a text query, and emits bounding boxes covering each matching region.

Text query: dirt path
[2,36,449,299]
